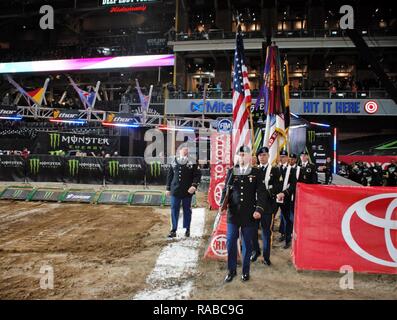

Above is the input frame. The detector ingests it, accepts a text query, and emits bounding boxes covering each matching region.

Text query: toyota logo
[214,182,225,206]
[341,193,397,267]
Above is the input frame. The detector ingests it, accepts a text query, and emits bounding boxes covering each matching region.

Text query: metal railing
[168,89,389,100]
[174,28,397,42]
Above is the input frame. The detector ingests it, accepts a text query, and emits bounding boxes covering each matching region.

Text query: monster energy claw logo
[13,189,23,197]
[29,158,40,175]
[108,160,119,177]
[307,130,316,143]
[144,194,152,203]
[150,161,161,177]
[43,191,54,200]
[68,159,79,176]
[50,133,61,149]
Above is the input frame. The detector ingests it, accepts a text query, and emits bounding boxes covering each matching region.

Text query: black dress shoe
[263,259,272,266]
[167,231,176,238]
[241,274,250,282]
[278,235,286,242]
[185,230,190,237]
[250,251,260,262]
[283,242,291,249]
[224,271,237,283]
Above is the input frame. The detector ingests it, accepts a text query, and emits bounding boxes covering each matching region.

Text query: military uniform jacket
[221,166,266,227]
[279,164,297,210]
[166,157,201,198]
[298,163,318,184]
[257,164,282,215]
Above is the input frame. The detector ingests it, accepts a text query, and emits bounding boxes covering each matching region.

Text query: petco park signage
[165,98,397,116]
[293,183,397,274]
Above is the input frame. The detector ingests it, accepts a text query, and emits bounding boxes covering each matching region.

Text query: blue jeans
[227,223,255,275]
[170,195,192,232]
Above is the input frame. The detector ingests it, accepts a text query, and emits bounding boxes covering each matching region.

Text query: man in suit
[250,146,282,266]
[221,146,266,282]
[166,146,201,238]
[298,151,318,184]
[276,150,297,249]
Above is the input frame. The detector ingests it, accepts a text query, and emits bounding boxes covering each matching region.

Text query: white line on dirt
[133,207,206,300]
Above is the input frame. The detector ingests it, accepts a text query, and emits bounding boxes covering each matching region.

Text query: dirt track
[0,201,169,299]
[0,192,396,300]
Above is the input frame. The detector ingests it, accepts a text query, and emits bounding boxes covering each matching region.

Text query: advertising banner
[104,157,145,185]
[0,155,25,182]
[33,131,120,154]
[26,155,64,182]
[293,183,397,274]
[145,158,170,185]
[208,132,232,210]
[63,156,104,184]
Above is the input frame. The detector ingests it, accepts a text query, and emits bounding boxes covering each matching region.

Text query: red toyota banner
[204,210,228,261]
[293,183,397,274]
[208,132,231,210]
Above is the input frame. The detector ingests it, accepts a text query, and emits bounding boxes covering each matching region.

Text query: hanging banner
[208,132,231,210]
[26,155,64,182]
[145,158,170,185]
[0,155,25,182]
[293,183,397,275]
[204,210,229,261]
[103,113,138,126]
[32,131,120,154]
[0,105,21,119]
[63,156,104,184]
[104,157,145,185]
[51,109,81,121]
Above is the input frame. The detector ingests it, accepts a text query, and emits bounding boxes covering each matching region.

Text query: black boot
[167,230,176,238]
[224,270,237,283]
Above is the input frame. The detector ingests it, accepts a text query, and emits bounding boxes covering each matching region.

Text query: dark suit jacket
[257,164,282,215]
[221,166,266,227]
[279,164,297,211]
[166,157,201,198]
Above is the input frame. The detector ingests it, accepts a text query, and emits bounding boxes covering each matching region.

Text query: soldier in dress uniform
[276,150,297,249]
[221,146,266,282]
[298,151,318,184]
[250,146,282,266]
[166,146,201,238]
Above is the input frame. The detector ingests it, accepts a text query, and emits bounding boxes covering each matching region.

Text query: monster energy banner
[64,157,104,184]
[105,157,145,185]
[145,158,170,185]
[26,155,64,182]
[33,131,120,154]
[305,125,333,170]
[0,155,25,181]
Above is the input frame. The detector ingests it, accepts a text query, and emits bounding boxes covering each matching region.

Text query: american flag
[232,27,252,161]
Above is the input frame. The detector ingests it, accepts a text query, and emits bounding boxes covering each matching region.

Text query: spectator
[21,147,29,159]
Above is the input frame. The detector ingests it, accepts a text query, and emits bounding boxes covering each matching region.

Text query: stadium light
[49,119,86,124]
[0,54,175,74]
[102,122,140,128]
[309,121,330,128]
[0,115,23,120]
